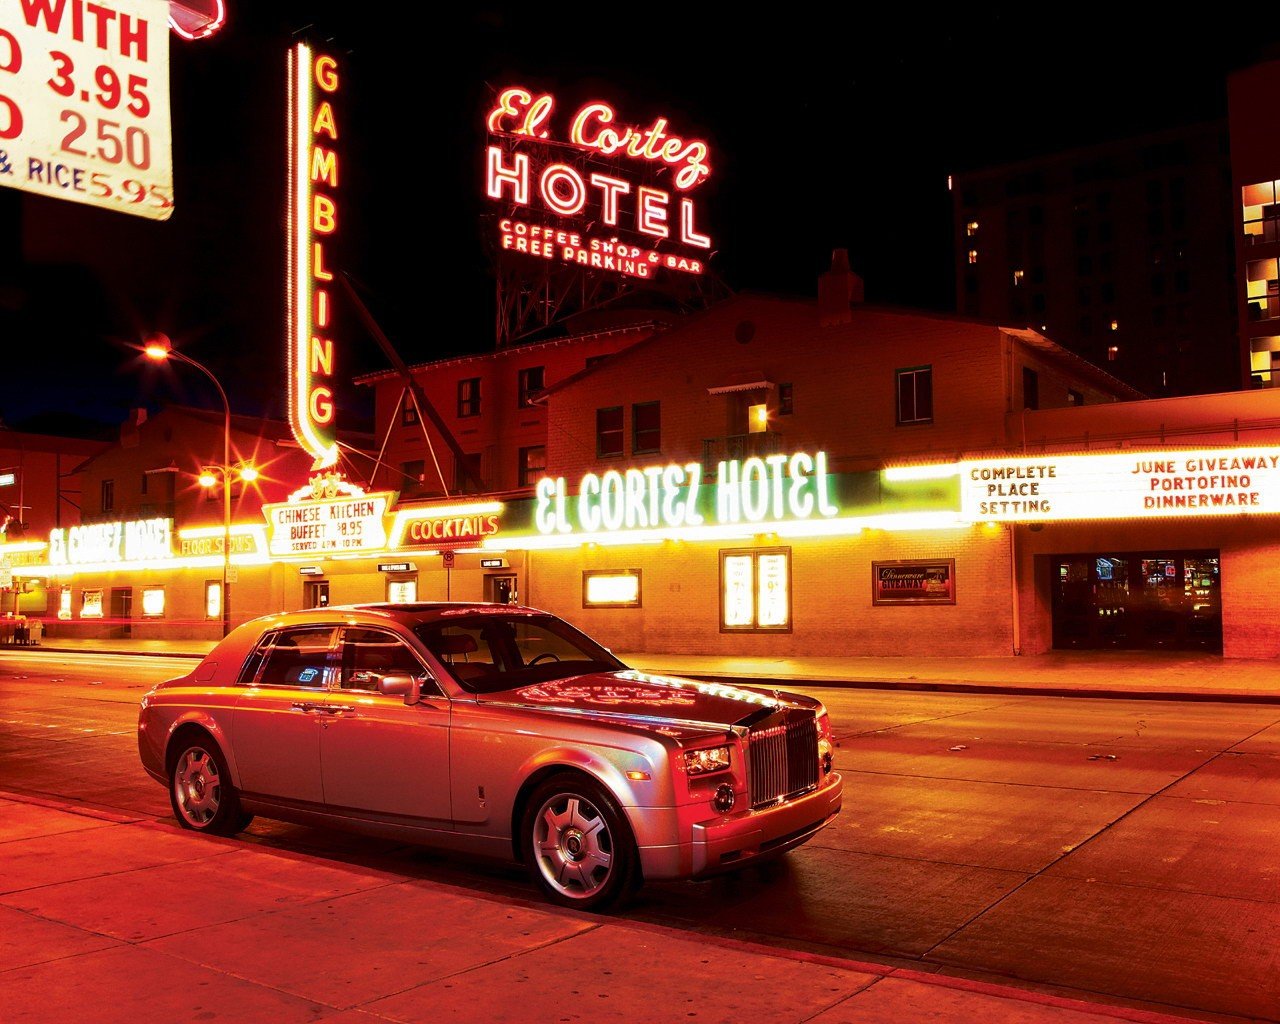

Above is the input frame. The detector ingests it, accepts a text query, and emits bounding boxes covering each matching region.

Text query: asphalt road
[1,650,1277,1023]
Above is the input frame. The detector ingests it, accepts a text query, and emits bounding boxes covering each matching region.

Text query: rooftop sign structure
[484,87,713,282]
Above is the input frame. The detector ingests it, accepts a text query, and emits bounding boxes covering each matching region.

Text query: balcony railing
[701,432,785,465]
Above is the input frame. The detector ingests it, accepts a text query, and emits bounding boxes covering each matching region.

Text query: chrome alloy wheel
[173,746,221,828]
[532,792,614,900]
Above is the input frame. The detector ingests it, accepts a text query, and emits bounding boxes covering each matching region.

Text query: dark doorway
[486,575,518,605]
[303,579,330,609]
[109,587,132,639]
[1051,550,1221,650]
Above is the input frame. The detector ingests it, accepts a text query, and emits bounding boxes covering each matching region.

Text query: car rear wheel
[522,774,637,911]
[168,737,252,836]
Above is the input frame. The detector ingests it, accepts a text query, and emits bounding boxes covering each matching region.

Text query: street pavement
[21,636,1280,701]
[1,650,1278,1022]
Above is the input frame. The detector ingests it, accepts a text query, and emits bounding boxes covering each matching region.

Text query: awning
[706,372,775,395]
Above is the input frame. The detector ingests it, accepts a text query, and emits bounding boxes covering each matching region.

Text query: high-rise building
[1229,58,1280,388]
[952,122,1237,397]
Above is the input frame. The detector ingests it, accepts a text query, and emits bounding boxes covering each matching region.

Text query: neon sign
[49,518,173,566]
[534,453,839,537]
[286,42,340,469]
[961,446,1280,521]
[485,86,712,282]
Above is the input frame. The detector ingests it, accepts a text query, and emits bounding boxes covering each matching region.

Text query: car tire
[168,734,252,836]
[522,773,638,912]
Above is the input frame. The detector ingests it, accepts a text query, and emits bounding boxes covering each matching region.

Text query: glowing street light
[142,331,241,637]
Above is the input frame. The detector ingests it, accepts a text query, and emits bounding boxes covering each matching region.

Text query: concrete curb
[27,645,207,660]
[15,645,1280,702]
[0,787,1209,1024]
[663,671,1280,705]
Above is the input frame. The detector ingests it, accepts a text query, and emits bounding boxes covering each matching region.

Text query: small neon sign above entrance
[533,452,839,538]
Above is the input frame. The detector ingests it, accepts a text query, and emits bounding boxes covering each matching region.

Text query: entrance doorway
[303,579,330,609]
[109,587,132,639]
[1051,550,1221,650]
[486,574,518,605]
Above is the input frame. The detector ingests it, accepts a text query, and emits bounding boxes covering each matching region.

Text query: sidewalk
[0,789,1201,1024]
[10,637,1280,701]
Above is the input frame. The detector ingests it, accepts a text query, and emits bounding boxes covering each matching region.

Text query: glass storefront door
[1051,550,1221,651]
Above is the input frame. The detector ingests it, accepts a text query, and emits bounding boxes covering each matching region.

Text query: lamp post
[144,333,241,637]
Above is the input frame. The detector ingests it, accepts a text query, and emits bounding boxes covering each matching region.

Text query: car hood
[480,669,794,729]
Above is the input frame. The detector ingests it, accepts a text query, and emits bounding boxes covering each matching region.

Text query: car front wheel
[168,737,252,836]
[522,774,638,911]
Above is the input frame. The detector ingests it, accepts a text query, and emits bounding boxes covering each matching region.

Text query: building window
[1249,337,1280,387]
[141,587,165,618]
[518,445,546,487]
[81,590,104,618]
[140,473,148,495]
[101,479,114,512]
[720,548,791,632]
[400,460,425,493]
[457,377,481,417]
[1067,389,1084,406]
[518,366,545,408]
[402,399,418,426]
[965,220,979,236]
[1107,345,1119,361]
[1243,180,1280,245]
[1022,367,1039,410]
[205,581,222,620]
[1110,319,1119,331]
[582,570,642,608]
[632,402,660,454]
[967,249,978,265]
[596,406,624,457]
[896,366,933,426]
[778,383,794,415]
[1012,269,1025,287]
[747,402,768,434]
[455,453,482,494]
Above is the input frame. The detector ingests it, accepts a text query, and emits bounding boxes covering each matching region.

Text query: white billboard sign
[0,0,172,218]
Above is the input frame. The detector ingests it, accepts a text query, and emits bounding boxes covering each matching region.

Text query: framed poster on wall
[872,559,956,605]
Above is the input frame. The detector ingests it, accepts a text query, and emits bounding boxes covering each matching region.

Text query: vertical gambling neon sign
[286,42,340,469]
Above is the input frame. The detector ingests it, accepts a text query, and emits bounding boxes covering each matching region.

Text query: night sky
[0,6,1265,435]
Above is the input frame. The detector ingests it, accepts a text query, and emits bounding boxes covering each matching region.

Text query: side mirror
[378,674,423,705]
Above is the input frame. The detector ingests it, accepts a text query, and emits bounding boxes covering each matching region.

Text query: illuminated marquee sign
[265,492,392,556]
[390,501,504,549]
[48,517,172,566]
[961,446,1280,522]
[485,87,712,281]
[285,41,341,469]
[0,0,173,219]
[534,453,839,537]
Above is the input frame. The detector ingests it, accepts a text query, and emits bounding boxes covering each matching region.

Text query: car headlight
[684,745,732,776]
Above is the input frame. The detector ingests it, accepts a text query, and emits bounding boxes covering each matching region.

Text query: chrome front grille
[747,709,818,810]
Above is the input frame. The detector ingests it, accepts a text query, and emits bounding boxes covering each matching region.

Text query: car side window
[339,627,435,694]
[253,627,336,688]
[419,624,500,686]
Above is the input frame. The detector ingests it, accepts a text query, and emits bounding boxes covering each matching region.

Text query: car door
[231,625,335,806]
[320,626,452,826]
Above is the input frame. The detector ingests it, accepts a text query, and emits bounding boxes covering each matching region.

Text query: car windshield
[413,612,626,694]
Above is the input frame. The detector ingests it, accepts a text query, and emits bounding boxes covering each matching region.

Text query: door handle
[291,701,325,714]
[327,705,359,717]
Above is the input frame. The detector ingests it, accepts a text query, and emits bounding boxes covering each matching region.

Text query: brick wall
[523,526,1012,658]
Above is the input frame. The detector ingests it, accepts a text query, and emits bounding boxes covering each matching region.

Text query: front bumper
[637,772,843,880]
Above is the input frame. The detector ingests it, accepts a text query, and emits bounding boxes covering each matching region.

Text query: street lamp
[143,332,248,638]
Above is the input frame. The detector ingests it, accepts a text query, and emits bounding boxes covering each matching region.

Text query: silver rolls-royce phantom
[138,603,843,910]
